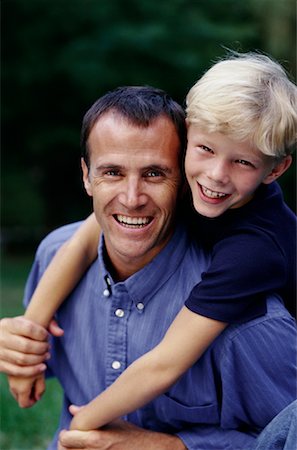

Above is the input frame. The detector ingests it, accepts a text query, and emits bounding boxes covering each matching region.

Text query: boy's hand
[8,373,46,408]
[69,404,87,430]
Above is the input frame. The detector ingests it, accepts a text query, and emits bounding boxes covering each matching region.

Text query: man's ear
[263,155,292,185]
[81,158,93,196]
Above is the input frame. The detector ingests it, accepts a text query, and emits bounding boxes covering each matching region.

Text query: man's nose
[118,177,147,209]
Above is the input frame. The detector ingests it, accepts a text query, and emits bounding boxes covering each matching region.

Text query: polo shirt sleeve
[176,306,297,450]
[185,229,287,323]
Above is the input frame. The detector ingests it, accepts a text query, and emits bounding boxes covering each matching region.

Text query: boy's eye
[236,159,254,168]
[199,145,213,153]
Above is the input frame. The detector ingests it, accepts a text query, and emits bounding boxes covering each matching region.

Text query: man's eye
[146,171,162,178]
[105,170,120,176]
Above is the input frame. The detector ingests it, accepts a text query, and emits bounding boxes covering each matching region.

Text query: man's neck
[103,233,174,282]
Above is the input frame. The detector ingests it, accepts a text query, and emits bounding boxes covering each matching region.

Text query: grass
[0,254,62,450]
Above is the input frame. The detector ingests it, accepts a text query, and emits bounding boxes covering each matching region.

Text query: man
[1,86,296,450]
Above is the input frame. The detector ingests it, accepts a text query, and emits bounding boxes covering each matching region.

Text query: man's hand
[58,419,187,450]
[8,373,46,408]
[0,316,63,376]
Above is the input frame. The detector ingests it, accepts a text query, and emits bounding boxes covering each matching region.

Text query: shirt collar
[98,223,190,308]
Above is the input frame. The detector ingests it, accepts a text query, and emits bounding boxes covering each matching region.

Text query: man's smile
[114,214,152,228]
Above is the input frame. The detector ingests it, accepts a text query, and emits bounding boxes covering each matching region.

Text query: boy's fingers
[8,374,45,408]
[69,404,84,416]
[9,383,33,408]
[48,319,64,337]
[34,375,46,401]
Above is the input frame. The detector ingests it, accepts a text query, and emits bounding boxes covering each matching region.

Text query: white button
[115,309,125,318]
[103,289,110,297]
[136,302,145,311]
[112,361,121,370]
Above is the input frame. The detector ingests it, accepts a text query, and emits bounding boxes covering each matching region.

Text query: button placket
[105,285,132,387]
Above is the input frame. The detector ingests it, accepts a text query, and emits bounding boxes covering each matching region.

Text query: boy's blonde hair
[186,52,297,158]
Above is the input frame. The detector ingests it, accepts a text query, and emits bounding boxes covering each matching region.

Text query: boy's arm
[70,307,227,431]
[8,213,101,408]
[25,213,100,326]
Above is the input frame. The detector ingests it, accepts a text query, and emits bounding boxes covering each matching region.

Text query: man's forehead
[92,110,175,133]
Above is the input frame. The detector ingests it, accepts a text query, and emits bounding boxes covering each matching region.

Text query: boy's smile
[199,183,231,201]
[185,126,291,218]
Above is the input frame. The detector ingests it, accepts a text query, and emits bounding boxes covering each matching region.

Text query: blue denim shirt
[24,222,297,450]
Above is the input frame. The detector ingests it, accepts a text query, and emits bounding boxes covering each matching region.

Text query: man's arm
[59,420,187,450]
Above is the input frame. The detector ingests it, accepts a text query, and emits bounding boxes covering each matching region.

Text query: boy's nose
[208,161,230,184]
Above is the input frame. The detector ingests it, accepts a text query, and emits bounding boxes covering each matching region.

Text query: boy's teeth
[201,185,227,199]
[116,215,150,226]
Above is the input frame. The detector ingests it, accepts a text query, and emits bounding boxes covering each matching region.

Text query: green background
[1,0,296,448]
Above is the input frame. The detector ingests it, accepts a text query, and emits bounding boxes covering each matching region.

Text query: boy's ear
[81,158,93,196]
[262,155,292,185]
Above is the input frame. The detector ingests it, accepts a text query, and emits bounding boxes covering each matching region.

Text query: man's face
[82,112,182,279]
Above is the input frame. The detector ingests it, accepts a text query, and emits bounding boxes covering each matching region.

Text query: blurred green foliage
[2,0,296,251]
[0,254,62,449]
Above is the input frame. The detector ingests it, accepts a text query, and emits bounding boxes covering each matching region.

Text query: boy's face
[185,125,291,218]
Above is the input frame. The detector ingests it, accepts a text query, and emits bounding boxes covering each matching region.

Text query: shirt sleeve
[185,229,287,323]
[177,425,256,450]
[219,311,297,428]
[177,304,297,449]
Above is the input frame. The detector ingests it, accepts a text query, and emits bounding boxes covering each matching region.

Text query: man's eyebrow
[143,164,172,173]
[94,164,172,173]
[94,164,123,171]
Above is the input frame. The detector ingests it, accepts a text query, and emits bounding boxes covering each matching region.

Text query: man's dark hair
[81,86,186,168]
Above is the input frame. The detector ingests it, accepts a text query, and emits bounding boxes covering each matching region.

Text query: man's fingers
[0,346,50,366]
[0,359,47,377]
[1,317,49,341]
[1,332,49,356]
[59,429,89,448]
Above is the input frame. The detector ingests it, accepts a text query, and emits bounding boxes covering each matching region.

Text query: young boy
[8,52,297,432]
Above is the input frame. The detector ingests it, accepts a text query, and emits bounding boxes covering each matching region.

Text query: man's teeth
[116,215,150,227]
[201,185,227,199]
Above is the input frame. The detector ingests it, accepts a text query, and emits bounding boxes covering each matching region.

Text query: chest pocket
[153,393,220,430]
